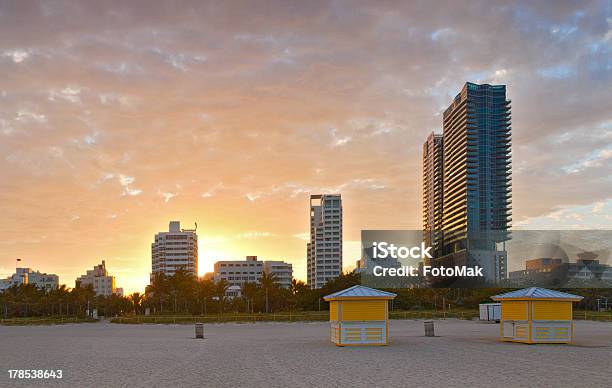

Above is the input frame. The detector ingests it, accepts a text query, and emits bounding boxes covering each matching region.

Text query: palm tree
[260,272,277,313]
[47,284,69,316]
[289,279,308,311]
[58,285,69,315]
[71,283,96,317]
[215,279,229,314]
[165,268,198,313]
[1,285,18,318]
[145,272,168,314]
[197,279,215,315]
[17,284,42,317]
[129,292,143,315]
[241,282,258,313]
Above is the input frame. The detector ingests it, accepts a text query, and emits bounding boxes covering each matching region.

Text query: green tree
[215,279,229,313]
[145,272,169,314]
[129,292,143,315]
[260,272,278,313]
[196,279,215,315]
[241,282,258,313]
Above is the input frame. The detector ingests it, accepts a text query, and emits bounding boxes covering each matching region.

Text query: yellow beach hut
[324,285,396,346]
[491,287,583,344]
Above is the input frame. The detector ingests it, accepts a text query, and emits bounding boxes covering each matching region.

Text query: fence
[110,312,330,324]
[3,310,610,325]
[389,310,479,320]
[0,317,97,326]
[573,311,612,321]
[109,310,612,324]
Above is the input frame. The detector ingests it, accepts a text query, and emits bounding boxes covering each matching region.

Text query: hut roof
[323,285,396,301]
[491,287,583,301]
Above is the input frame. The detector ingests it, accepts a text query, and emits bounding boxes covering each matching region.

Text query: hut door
[502,321,514,337]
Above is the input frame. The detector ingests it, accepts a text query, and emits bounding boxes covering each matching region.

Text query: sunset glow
[1,2,610,294]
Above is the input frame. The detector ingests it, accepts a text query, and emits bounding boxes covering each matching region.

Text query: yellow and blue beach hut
[491,287,583,344]
[324,285,396,346]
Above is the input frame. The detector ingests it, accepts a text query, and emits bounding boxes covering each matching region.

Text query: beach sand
[1,319,610,387]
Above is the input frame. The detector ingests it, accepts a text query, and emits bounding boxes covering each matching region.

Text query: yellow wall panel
[533,301,571,320]
[340,300,386,321]
[330,301,338,321]
[501,301,528,320]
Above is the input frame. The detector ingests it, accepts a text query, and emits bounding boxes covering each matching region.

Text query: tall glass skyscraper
[422,132,444,264]
[423,82,512,283]
[442,82,512,253]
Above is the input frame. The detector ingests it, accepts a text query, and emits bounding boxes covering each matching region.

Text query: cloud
[234,231,274,239]
[48,146,64,158]
[430,28,454,41]
[537,65,576,79]
[245,192,262,202]
[102,62,143,75]
[99,93,131,106]
[0,1,610,292]
[2,49,30,63]
[149,47,207,72]
[101,173,143,196]
[292,232,310,241]
[201,182,224,198]
[15,109,46,123]
[329,127,352,147]
[592,202,605,213]
[247,179,388,202]
[0,119,15,135]
[562,146,612,174]
[159,191,176,202]
[48,86,82,104]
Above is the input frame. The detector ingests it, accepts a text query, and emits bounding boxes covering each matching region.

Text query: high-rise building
[441,82,511,253]
[76,260,120,297]
[151,221,198,280]
[307,194,342,289]
[423,82,512,283]
[422,132,444,264]
[213,256,293,289]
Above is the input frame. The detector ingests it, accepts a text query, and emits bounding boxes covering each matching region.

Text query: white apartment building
[0,268,59,292]
[214,256,263,287]
[214,256,293,289]
[76,260,120,297]
[307,194,343,289]
[263,261,293,289]
[151,221,198,280]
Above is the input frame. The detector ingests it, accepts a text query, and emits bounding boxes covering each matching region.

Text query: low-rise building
[263,261,293,289]
[0,278,12,291]
[509,253,612,287]
[225,285,242,298]
[0,267,59,292]
[77,260,122,296]
[213,256,293,289]
[214,256,263,287]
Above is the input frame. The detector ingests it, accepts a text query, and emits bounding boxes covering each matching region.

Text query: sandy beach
[1,320,610,387]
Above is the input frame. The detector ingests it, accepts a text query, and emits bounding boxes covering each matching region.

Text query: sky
[0,1,611,293]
